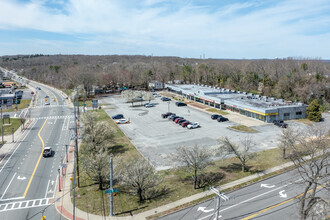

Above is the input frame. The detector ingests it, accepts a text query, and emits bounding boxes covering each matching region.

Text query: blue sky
[0,0,329,59]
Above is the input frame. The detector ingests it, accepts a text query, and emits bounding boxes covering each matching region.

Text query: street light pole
[74,93,80,188]
[65,145,68,163]
[1,108,3,145]
[110,157,114,217]
[58,168,61,192]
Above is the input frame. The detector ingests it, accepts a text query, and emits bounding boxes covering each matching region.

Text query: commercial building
[167,84,307,123]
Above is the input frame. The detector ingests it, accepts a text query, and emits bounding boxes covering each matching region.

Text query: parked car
[217,117,229,122]
[43,147,52,157]
[168,114,176,120]
[181,121,191,127]
[112,114,124,119]
[116,119,130,124]
[153,94,161,97]
[187,122,200,129]
[175,102,187,106]
[145,103,154,108]
[161,97,171,101]
[177,119,186,124]
[274,120,288,128]
[172,116,183,121]
[174,117,184,123]
[161,112,175,118]
[211,114,222,120]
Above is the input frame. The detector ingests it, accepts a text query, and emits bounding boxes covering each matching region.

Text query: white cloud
[0,0,329,58]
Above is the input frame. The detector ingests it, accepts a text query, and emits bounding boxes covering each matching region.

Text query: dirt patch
[189,102,209,109]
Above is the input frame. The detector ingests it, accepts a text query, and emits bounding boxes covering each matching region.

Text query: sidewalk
[54,148,296,220]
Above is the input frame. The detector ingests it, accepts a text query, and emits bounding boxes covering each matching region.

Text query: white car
[187,122,200,129]
[116,119,130,124]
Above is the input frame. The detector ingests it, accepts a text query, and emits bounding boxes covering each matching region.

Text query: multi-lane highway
[0,73,74,220]
[159,168,328,220]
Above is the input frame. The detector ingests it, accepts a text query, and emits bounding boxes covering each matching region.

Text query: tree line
[1,55,329,108]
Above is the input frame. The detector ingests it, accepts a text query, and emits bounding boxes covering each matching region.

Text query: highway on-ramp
[0,76,74,220]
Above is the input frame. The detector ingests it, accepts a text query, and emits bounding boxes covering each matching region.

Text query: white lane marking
[198,207,214,213]
[0,120,37,173]
[260,184,275,188]
[0,197,24,202]
[279,190,287,198]
[17,176,26,180]
[197,179,302,220]
[44,179,50,198]
[0,173,17,200]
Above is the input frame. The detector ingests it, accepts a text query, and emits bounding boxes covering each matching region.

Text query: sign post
[92,100,98,110]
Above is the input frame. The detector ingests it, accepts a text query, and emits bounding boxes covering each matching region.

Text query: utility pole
[74,94,80,188]
[65,145,68,163]
[73,98,77,220]
[210,187,229,219]
[110,157,114,217]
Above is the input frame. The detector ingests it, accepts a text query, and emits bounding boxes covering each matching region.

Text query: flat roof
[167,84,306,113]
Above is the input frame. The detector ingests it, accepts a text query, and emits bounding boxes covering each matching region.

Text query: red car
[181,121,191,127]
[174,117,183,123]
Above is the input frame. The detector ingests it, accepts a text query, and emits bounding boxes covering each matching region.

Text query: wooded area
[1,55,329,108]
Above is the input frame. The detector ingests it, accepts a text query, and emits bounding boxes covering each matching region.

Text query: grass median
[0,118,22,135]
[74,110,288,217]
[2,99,31,112]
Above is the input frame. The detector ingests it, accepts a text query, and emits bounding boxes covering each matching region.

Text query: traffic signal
[41,216,46,220]
[113,193,117,196]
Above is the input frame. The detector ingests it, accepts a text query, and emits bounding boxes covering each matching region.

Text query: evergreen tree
[306,99,322,122]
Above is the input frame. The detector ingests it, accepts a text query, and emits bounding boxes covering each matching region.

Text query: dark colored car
[175,102,187,106]
[177,119,187,124]
[274,120,288,128]
[211,114,222,120]
[217,117,229,122]
[174,117,184,123]
[181,121,191,127]
[161,97,171,101]
[168,114,177,120]
[112,114,124,119]
[161,112,175,118]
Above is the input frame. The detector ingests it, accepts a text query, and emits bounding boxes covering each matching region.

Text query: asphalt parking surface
[101,95,326,170]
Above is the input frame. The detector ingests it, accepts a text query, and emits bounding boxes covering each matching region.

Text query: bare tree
[217,136,255,172]
[81,111,114,152]
[286,125,329,220]
[172,145,212,189]
[142,92,154,103]
[278,127,300,159]
[118,158,161,202]
[81,147,110,190]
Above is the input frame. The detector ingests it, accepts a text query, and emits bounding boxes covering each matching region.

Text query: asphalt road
[0,73,74,220]
[159,168,329,220]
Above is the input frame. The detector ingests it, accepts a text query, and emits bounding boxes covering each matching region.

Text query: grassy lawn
[229,125,259,133]
[2,99,31,112]
[206,108,229,115]
[74,110,289,217]
[0,118,22,135]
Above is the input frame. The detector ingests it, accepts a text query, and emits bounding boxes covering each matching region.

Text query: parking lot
[101,94,319,170]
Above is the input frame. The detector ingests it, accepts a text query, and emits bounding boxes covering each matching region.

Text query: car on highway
[145,103,154,108]
[31,91,34,95]
[175,102,187,106]
[187,122,200,129]
[43,147,52,157]
[273,120,288,128]
[116,119,130,124]
[211,114,222,120]
[181,121,191,127]
[45,95,49,98]
[37,87,41,90]
[217,117,229,122]
[112,114,124,119]
[161,112,175,118]
[161,97,171,101]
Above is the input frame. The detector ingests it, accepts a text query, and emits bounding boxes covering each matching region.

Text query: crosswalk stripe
[0,198,50,212]
[30,115,74,120]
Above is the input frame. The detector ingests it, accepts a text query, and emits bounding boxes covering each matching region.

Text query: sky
[0,0,329,59]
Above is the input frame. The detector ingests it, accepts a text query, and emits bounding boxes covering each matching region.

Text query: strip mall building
[167,84,307,123]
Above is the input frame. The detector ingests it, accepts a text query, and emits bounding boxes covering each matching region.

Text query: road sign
[92,99,98,109]
[82,103,86,107]
[105,188,118,194]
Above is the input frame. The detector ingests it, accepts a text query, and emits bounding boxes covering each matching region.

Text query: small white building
[149,80,163,89]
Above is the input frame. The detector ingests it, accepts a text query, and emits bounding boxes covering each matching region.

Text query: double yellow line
[242,182,329,220]
[23,119,48,197]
